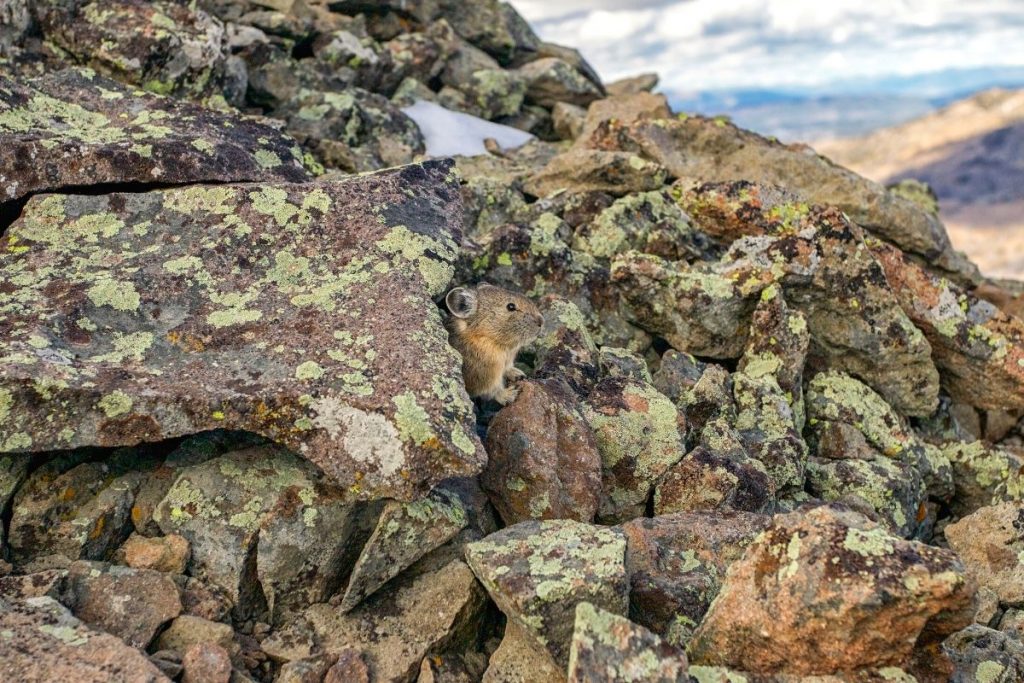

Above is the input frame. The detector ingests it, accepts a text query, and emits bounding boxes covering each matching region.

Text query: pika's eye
[506,302,517,312]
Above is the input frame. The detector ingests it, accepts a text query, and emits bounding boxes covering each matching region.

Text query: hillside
[1,2,1024,683]
[817,89,1024,278]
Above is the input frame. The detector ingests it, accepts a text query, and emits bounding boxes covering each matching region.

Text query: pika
[445,283,543,405]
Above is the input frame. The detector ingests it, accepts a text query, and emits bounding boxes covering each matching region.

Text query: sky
[508,0,1024,100]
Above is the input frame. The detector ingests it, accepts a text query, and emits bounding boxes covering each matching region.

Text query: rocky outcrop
[0,161,484,501]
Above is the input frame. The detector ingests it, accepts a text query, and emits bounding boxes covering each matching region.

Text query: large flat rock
[0,160,484,502]
[0,67,310,207]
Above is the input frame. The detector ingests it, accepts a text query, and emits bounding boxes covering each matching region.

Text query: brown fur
[445,284,542,404]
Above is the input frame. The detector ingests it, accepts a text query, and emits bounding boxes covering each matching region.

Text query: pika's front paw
[504,367,527,384]
[494,384,521,405]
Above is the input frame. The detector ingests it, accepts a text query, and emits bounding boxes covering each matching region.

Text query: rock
[434,0,539,65]
[0,63,313,207]
[652,437,775,516]
[531,298,600,398]
[465,519,629,669]
[155,615,237,657]
[872,242,1024,411]
[277,654,336,683]
[601,115,977,282]
[651,351,706,405]
[574,92,672,149]
[687,505,974,675]
[153,444,367,620]
[531,42,604,94]
[619,511,771,643]
[1000,609,1024,640]
[598,347,653,383]
[571,189,707,263]
[731,289,809,494]
[614,185,940,417]
[279,86,424,171]
[38,0,233,101]
[264,560,485,683]
[64,560,183,649]
[0,160,485,503]
[944,502,1024,606]
[119,532,190,574]
[482,621,564,683]
[552,102,586,140]
[481,379,602,525]
[943,625,1024,683]
[0,596,171,682]
[338,480,469,611]
[942,441,1024,515]
[566,602,689,682]
[582,376,685,523]
[517,57,602,108]
[0,452,30,544]
[605,73,660,97]
[182,642,232,683]
[0,569,67,601]
[149,650,184,680]
[7,457,141,568]
[324,650,371,683]
[524,149,668,199]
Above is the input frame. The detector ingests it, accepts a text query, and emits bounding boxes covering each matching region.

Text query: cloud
[508,0,1024,95]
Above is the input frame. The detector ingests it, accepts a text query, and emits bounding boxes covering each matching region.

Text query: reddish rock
[65,560,183,649]
[182,643,232,683]
[944,502,1024,606]
[688,505,974,675]
[482,379,602,524]
[121,533,190,574]
[0,596,171,683]
[619,511,770,639]
[323,649,371,683]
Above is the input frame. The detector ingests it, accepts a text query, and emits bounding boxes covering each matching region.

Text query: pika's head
[445,283,543,349]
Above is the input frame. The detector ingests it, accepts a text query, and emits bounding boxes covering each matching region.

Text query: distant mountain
[816,89,1024,279]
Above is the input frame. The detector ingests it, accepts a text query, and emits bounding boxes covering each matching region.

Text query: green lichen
[0,388,11,424]
[87,279,140,311]
[842,526,895,557]
[90,331,154,363]
[392,392,434,446]
[295,361,325,381]
[375,225,456,294]
[97,390,133,418]
[254,149,282,169]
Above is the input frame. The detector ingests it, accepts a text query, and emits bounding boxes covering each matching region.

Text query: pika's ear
[445,287,478,319]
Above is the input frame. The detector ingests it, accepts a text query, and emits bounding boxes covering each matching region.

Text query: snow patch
[402,100,534,158]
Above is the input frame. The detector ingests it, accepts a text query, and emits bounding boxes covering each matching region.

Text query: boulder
[278,86,424,172]
[263,560,485,683]
[0,68,309,210]
[153,444,368,620]
[619,511,771,643]
[465,519,629,669]
[595,115,978,282]
[182,643,232,683]
[338,480,470,611]
[37,0,234,101]
[119,533,191,574]
[872,242,1024,411]
[566,602,689,682]
[64,560,183,649]
[482,620,564,683]
[581,376,686,523]
[0,596,171,682]
[481,379,602,525]
[687,505,974,675]
[605,74,659,97]
[944,503,1024,606]
[942,441,1024,515]
[517,57,603,108]
[943,625,1024,683]
[154,615,237,657]
[524,150,668,199]
[614,184,940,417]
[0,160,485,502]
